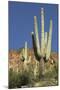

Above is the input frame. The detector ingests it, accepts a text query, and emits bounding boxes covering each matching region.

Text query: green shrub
[9,69,32,88]
[16,71,32,88]
[8,69,18,88]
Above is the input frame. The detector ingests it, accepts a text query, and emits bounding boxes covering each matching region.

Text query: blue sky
[9,1,58,52]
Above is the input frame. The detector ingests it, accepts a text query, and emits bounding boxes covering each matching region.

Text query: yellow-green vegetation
[9,58,58,89]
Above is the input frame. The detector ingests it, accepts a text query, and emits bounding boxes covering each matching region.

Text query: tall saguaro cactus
[31,8,53,77]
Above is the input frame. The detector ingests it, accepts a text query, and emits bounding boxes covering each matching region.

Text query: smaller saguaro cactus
[20,41,31,71]
[24,42,27,61]
[23,42,28,71]
[20,42,27,61]
[31,8,53,77]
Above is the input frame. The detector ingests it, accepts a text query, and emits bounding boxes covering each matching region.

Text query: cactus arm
[45,32,48,46]
[21,42,27,61]
[24,41,28,71]
[46,19,52,60]
[41,8,45,56]
[34,16,40,56]
[31,32,41,61]
[31,32,38,58]
[44,32,48,55]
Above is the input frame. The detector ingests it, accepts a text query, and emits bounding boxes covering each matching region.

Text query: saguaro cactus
[23,42,28,71]
[31,8,53,77]
[24,41,27,61]
[20,42,27,71]
[21,41,31,71]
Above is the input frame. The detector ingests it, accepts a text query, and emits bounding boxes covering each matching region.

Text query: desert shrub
[44,61,58,81]
[8,69,18,89]
[16,71,32,88]
[53,61,58,80]
[9,69,32,88]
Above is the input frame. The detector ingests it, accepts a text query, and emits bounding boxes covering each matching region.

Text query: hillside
[8,48,58,88]
[8,48,58,72]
